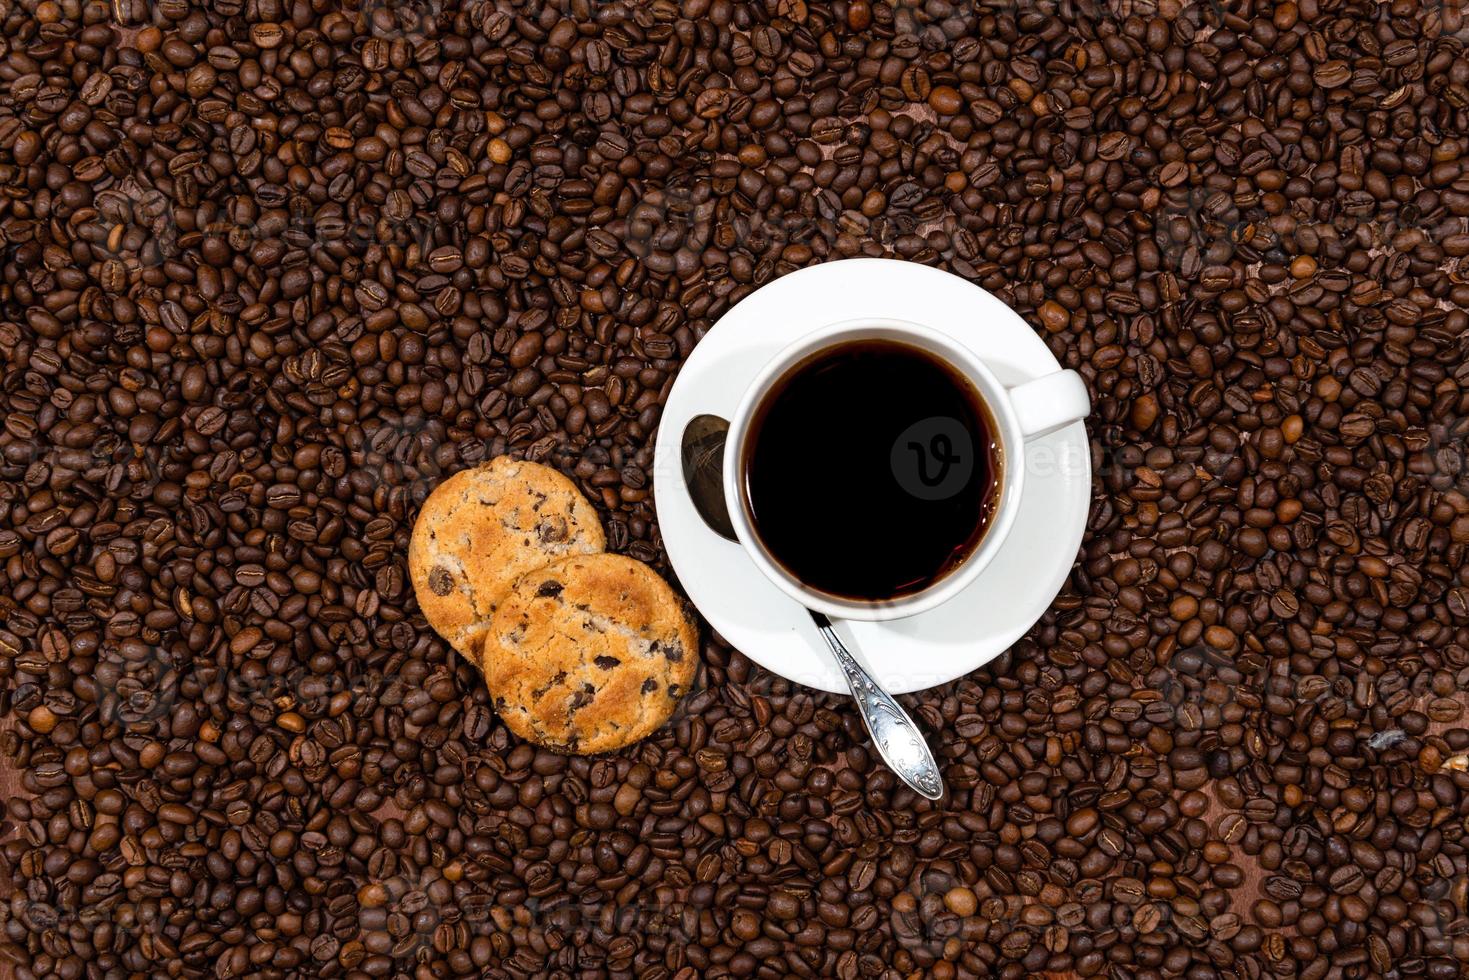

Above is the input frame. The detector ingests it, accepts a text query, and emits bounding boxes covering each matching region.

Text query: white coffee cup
[722,317,1090,622]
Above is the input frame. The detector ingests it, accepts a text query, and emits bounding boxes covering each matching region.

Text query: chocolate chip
[531,671,567,700]
[536,516,568,543]
[427,566,454,596]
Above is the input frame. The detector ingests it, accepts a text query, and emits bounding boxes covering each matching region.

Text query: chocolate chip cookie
[408,458,606,659]
[480,553,699,754]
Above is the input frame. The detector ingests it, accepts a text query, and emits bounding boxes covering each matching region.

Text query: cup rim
[723,316,1027,622]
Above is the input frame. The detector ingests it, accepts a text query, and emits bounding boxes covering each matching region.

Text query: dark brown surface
[6,0,1469,976]
[0,724,19,980]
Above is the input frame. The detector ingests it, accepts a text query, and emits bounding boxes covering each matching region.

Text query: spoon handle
[810,612,944,800]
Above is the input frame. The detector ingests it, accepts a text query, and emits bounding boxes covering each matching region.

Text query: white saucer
[652,260,1091,695]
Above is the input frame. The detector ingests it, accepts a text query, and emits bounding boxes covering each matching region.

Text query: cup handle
[1007,370,1090,440]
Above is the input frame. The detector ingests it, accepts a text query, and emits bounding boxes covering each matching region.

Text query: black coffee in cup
[741,339,1001,601]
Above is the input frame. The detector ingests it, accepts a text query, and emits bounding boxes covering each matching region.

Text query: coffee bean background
[3,0,1469,976]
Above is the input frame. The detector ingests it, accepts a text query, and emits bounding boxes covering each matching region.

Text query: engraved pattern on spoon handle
[813,617,944,800]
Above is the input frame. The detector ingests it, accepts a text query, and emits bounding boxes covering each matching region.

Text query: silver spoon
[680,414,944,800]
